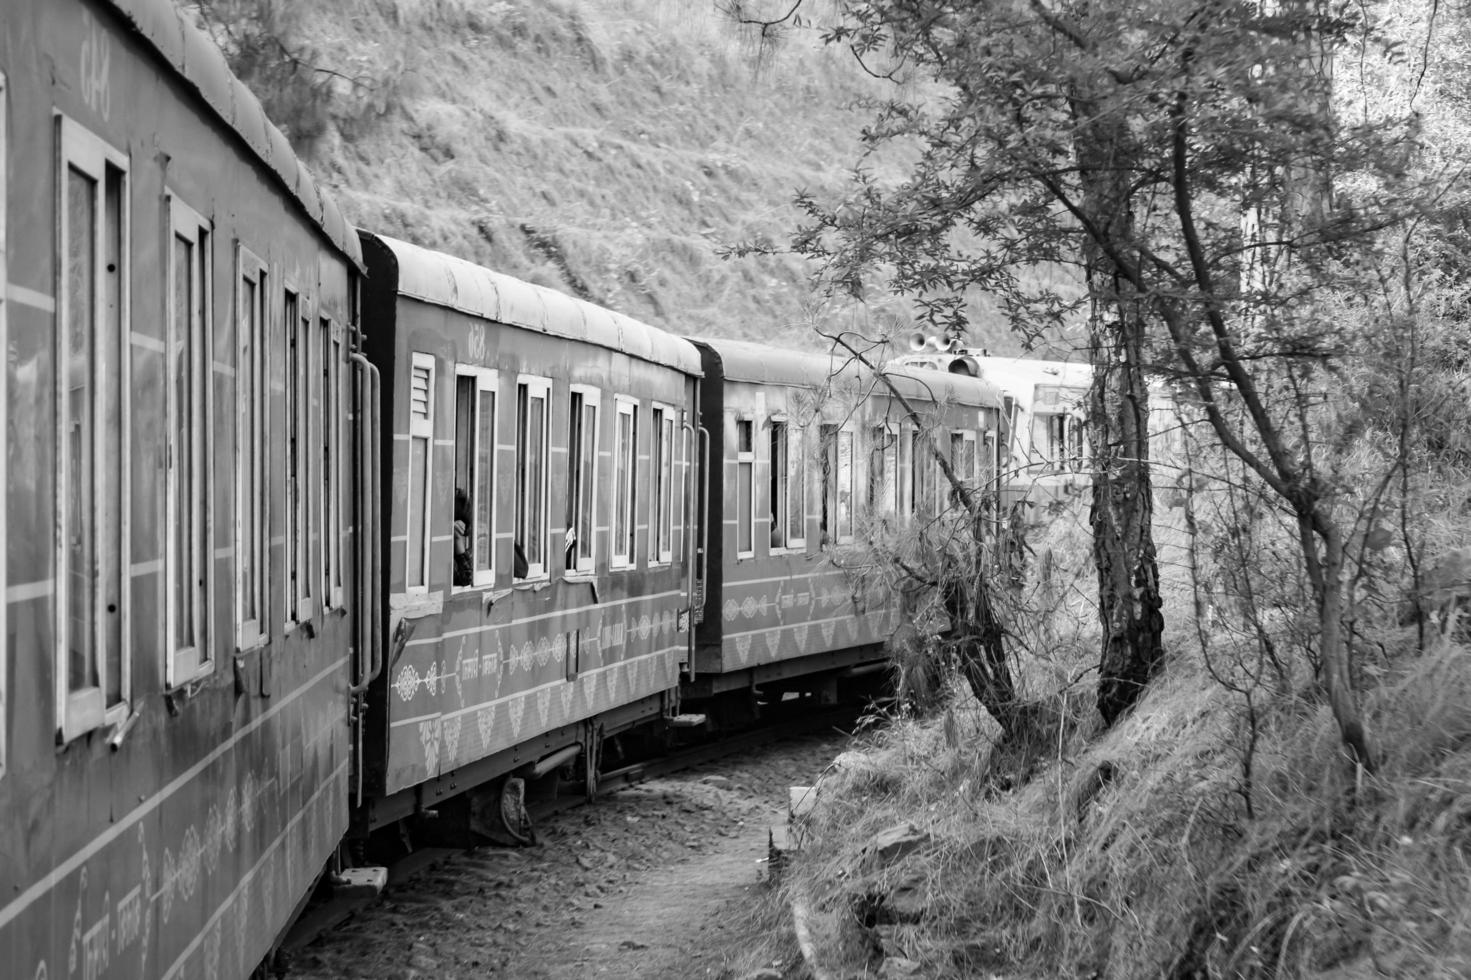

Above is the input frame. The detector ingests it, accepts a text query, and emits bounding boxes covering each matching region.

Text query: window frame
[768,415,789,552]
[164,192,214,687]
[821,424,855,545]
[283,285,316,626]
[786,420,807,550]
[649,402,675,566]
[868,422,898,516]
[453,365,498,590]
[611,396,640,569]
[734,415,755,559]
[405,352,436,593]
[515,375,553,581]
[235,243,269,650]
[55,113,132,742]
[321,319,345,610]
[566,384,600,575]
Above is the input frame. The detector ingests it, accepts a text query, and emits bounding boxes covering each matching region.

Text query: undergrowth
[788,496,1471,979]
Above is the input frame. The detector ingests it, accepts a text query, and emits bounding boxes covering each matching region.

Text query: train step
[669,713,708,728]
[282,867,388,951]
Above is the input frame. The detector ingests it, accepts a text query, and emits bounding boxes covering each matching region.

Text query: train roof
[102,0,361,267]
[369,234,703,376]
[691,337,1003,408]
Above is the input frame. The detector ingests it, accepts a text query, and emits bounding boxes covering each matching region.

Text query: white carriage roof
[373,235,704,376]
[692,337,1003,408]
[104,0,362,267]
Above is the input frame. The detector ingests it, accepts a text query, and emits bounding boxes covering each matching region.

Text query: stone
[863,823,930,867]
[879,956,923,978]
[789,785,818,823]
[737,971,783,980]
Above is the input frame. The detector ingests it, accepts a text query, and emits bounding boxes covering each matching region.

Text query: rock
[789,785,818,823]
[882,871,930,923]
[879,956,923,978]
[618,939,648,950]
[737,970,783,980]
[863,823,930,867]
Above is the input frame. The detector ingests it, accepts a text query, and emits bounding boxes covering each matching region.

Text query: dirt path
[290,732,844,979]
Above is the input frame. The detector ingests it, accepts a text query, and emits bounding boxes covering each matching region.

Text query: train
[0,2,1013,978]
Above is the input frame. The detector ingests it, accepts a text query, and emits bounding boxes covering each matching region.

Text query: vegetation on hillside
[720,0,1471,975]
[185,0,1040,352]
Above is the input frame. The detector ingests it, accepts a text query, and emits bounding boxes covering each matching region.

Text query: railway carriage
[0,2,369,979]
[686,339,1005,719]
[355,233,703,830]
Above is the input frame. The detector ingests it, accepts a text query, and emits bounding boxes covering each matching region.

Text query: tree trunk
[1073,107,1168,726]
[1089,311,1166,725]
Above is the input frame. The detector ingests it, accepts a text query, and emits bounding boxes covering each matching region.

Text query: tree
[730,0,1447,766]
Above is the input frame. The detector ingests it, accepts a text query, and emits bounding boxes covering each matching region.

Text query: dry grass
[784,494,1471,979]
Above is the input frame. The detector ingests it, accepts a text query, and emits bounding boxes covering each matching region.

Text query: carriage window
[735,417,754,558]
[454,367,497,588]
[515,377,551,579]
[612,397,638,567]
[566,387,599,573]
[237,245,268,648]
[166,194,212,687]
[909,427,927,516]
[769,419,788,550]
[57,116,130,740]
[820,425,854,545]
[406,354,434,591]
[284,289,315,623]
[950,430,978,499]
[322,321,343,609]
[869,425,896,515]
[787,423,806,549]
[651,404,674,564]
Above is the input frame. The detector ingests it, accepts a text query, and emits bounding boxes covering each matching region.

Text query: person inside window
[453,489,473,587]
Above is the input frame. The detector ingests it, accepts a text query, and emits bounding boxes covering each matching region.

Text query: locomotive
[0,2,1008,978]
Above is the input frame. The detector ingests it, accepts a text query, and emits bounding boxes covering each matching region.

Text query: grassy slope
[233,0,1020,354]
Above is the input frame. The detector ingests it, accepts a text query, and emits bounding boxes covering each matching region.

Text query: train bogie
[0,3,365,978]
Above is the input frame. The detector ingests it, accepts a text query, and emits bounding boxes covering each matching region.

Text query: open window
[236,244,269,649]
[650,404,675,564]
[56,115,131,742]
[820,425,854,545]
[321,320,345,610]
[868,423,897,516]
[768,417,789,550]
[454,366,497,588]
[165,192,212,687]
[787,421,807,549]
[612,396,639,568]
[566,386,599,574]
[949,429,978,504]
[515,376,552,579]
[284,287,315,625]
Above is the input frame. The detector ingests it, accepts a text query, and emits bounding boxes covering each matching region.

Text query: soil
[288,731,847,980]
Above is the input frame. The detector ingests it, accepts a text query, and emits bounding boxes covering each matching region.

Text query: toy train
[0,3,1039,978]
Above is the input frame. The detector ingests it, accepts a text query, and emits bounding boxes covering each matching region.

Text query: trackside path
[289,731,848,979]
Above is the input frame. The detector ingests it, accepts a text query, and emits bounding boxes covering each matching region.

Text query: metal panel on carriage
[689,340,1005,691]
[0,3,362,979]
[359,234,701,814]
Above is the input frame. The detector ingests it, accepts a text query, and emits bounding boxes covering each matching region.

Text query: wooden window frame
[283,285,316,626]
[787,420,807,550]
[734,415,755,559]
[55,114,131,742]
[820,424,855,546]
[566,384,600,575]
[611,396,639,569]
[235,244,269,650]
[868,422,898,516]
[405,352,435,593]
[515,375,553,581]
[321,319,345,610]
[650,402,675,565]
[453,365,498,590]
[768,416,789,552]
[165,192,213,687]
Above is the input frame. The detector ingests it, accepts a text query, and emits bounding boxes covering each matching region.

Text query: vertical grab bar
[681,416,697,679]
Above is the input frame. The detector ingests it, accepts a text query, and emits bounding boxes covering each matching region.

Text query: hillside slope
[192,0,1020,353]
